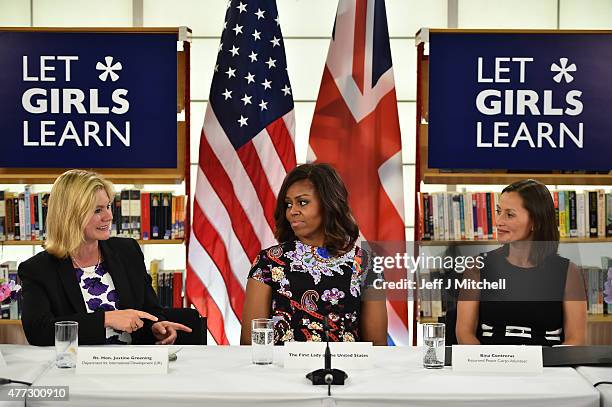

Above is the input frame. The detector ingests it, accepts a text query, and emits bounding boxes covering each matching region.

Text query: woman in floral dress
[240,163,387,345]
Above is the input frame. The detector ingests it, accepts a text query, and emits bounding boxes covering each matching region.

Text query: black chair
[163,308,207,345]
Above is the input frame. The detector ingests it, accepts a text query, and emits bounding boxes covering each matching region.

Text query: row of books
[418,192,499,241]
[111,191,186,240]
[418,190,612,241]
[584,257,612,315]
[149,259,184,309]
[0,188,187,242]
[418,269,446,319]
[0,261,20,320]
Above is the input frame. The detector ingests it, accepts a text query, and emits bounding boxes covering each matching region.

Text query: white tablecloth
[0,345,55,407]
[576,366,612,407]
[0,345,600,407]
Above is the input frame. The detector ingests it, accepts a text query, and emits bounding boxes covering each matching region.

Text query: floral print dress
[248,240,374,344]
[75,263,131,344]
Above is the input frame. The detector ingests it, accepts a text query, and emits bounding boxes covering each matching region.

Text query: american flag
[308,0,409,345]
[186,0,296,345]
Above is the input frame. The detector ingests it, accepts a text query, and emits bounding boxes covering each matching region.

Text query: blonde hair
[45,170,115,258]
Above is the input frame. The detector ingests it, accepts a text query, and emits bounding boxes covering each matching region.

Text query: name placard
[452,345,543,373]
[77,346,168,374]
[283,342,372,370]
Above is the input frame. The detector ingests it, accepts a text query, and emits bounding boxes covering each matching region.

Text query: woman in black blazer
[18,169,191,346]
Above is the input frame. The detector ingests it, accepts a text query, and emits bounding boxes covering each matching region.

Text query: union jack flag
[308,0,408,345]
[186,0,296,345]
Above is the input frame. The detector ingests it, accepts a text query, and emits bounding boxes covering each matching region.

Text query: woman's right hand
[104,309,159,333]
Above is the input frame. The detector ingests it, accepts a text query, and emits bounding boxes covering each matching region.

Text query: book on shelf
[0,187,186,243]
[0,190,5,241]
[418,189,612,241]
[0,261,20,320]
[149,259,184,309]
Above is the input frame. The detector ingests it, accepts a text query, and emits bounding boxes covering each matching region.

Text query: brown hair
[501,179,559,264]
[274,163,359,255]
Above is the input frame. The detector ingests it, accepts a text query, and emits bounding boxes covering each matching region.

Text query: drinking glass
[55,321,78,368]
[423,323,445,369]
[251,318,274,365]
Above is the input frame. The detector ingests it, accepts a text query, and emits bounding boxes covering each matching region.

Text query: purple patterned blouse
[75,262,131,344]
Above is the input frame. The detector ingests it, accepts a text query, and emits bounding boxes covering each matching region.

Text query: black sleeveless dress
[476,247,569,346]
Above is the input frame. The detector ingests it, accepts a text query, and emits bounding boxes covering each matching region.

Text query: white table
[0,345,55,407]
[1,345,600,407]
[577,366,612,407]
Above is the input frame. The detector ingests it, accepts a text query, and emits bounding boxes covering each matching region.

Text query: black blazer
[18,237,165,346]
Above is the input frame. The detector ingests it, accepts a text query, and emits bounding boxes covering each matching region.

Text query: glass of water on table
[423,323,445,369]
[251,318,274,365]
[55,321,78,368]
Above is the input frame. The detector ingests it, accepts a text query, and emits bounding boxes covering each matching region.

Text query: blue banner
[0,31,177,168]
[428,31,612,171]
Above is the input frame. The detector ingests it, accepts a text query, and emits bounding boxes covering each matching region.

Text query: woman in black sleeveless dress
[456,179,587,345]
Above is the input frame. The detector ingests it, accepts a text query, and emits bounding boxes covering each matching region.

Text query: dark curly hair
[500,179,559,264]
[274,163,359,255]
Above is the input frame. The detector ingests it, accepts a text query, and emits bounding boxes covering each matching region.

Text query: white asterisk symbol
[255,8,265,19]
[252,30,261,41]
[238,115,248,127]
[261,78,272,89]
[270,36,281,47]
[229,45,240,57]
[259,100,268,111]
[550,58,577,83]
[236,2,247,13]
[281,85,291,96]
[248,51,258,62]
[244,72,255,84]
[96,56,122,82]
[222,89,232,100]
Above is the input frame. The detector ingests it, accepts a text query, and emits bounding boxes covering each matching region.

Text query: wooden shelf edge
[422,171,612,186]
[0,239,185,246]
[0,319,22,326]
[419,237,612,246]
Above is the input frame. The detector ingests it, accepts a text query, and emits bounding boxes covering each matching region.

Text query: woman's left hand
[151,321,193,345]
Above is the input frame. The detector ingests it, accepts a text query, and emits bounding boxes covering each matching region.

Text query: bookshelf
[413,29,612,346]
[0,28,192,342]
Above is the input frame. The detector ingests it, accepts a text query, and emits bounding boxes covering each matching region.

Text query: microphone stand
[306,318,348,396]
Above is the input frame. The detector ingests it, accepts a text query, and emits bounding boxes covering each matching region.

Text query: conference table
[577,366,612,407]
[0,345,602,407]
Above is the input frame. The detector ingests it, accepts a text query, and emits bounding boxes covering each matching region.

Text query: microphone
[306,317,348,389]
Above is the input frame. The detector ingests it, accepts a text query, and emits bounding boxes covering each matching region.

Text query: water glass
[251,318,274,365]
[55,321,78,368]
[423,323,445,369]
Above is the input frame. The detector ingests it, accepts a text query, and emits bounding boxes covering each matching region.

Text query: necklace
[72,248,101,271]
[310,245,333,263]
